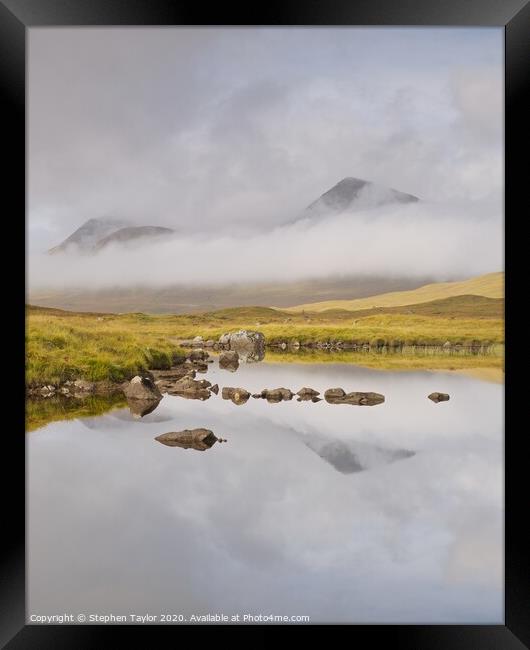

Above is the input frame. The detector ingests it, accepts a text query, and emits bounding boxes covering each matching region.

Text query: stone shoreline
[27,329,466,403]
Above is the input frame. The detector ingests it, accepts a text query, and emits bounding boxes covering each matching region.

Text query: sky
[28,27,503,287]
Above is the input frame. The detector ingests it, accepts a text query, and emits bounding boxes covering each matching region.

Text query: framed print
[2,0,528,646]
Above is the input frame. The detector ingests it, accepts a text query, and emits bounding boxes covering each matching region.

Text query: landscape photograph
[27,27,504,624]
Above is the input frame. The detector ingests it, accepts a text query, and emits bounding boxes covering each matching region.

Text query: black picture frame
[4,0,527,646]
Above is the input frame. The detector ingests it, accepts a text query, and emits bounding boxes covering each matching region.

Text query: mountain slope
[286,272,504,312]
[298,176,419,221]
[94,226,174,250]
[48,217,128,254]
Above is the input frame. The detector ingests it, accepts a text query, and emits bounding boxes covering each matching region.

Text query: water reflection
[26,393,126,432]
[301,434,415,474]
[127,397,162,418]
[27,360,503,623]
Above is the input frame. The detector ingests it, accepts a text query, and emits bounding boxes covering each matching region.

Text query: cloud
[28,27,503,256]
[28,199,502,290]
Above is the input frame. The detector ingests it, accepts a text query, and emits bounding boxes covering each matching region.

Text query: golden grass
[287,271,504,312]
[26,303,504,386]
[26,309,187,386]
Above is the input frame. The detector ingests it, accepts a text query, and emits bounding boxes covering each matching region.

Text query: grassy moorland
[26,306,187,386]
[26,293,504,386]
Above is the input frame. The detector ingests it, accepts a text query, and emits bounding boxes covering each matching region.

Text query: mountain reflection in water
[302,434,415,474]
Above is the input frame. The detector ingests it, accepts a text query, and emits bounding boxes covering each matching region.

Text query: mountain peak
[48,217,129,254]
[301,177,419,221]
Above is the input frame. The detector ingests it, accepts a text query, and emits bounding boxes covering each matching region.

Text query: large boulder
[155,428,225,451]
[324,388,385,406]
[428,392,450,403]
[222,387,250,405]
[124,375,162,401]
[218,330,265,355]
[219,350,239,371]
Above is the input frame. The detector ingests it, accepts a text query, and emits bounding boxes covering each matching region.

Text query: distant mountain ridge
[49,218,174,254]
[48,176,419,255]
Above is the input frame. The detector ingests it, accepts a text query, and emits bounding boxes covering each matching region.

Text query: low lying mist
[29,200,502,292]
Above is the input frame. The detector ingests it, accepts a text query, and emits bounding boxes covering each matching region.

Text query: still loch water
[27,360,503,623]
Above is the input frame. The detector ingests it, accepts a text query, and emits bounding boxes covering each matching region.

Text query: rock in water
[155,429,221,451]
[222,387,250,405]
[324,388,385,406]
[428,392,450,403]
[167,376,212,400]
[219,350,239,371]
[218,330,265,359]
[73,379,96,393]
[260,388,294,402]
[187,349,210,362]
[296,387,320,400]
[124,375,162,401]
[324,388,346,400]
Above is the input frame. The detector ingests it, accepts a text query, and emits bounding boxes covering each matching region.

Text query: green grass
[26,307,187,386]
[26,297,504,386]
